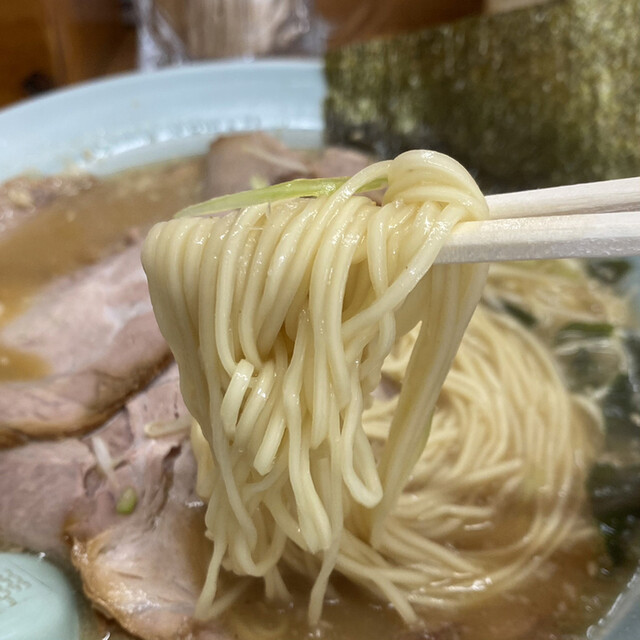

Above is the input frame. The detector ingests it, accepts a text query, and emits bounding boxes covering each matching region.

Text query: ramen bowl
[0,59,638,640]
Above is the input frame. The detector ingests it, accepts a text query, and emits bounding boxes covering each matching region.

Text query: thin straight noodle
[142,149,604,627]
[238,200,300,366]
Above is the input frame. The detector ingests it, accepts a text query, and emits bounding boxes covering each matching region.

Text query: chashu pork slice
[0,366,184,564]
[0,240,171,441]
[0,436,94,561]
[69,441,220,640]
[0,134,371,442]
[204,131,310,198]
[0,365,216,638]
[68,367,228,640]
[309,146,373,180]
[204,130,374,199]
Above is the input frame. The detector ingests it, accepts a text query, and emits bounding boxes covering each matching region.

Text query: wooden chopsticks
[435,177,640,265]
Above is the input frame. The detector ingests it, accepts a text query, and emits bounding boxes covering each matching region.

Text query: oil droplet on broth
[0,342,49,382]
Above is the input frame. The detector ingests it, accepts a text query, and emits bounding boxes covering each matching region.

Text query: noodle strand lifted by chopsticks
[142,150,599,625]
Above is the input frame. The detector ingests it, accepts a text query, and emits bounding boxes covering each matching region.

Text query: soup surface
[0,158,204,381]
[0,153,639,640]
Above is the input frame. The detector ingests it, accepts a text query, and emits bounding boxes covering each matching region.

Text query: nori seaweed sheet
[325,0,640,191]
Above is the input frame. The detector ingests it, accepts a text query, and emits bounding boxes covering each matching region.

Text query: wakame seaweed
[601,333,640,440]
[587,260,632,286]
[596,516,639,566]
[588,464,640,565]
[603,374,640,440]
[587,332,640,563]
[500,301,537,328]
[588,463,640,521]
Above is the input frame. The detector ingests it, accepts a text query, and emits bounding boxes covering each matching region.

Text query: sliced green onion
[555,322,615,344]
[116,487,138,515]
[174,176,387,219]
[500,300,537,328]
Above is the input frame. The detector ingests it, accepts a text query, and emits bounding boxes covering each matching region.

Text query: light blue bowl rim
[0,58,325,179]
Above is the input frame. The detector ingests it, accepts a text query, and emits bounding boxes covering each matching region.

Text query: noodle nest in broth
[141,149,615,627]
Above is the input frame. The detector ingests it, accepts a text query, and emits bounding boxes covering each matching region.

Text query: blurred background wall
[0,0,135,107]
[0,0,540,108]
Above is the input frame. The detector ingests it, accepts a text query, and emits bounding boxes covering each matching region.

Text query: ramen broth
[0,156,639,640]
[67,527,640,640]
[0,158,204,381]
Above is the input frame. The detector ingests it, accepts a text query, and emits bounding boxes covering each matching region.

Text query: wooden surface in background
[316,0,546,48]
[42,0,136,85]
[317,0,485,48]
[0,0,135,108]
[0,0,547,108]
[0,1,54,107]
